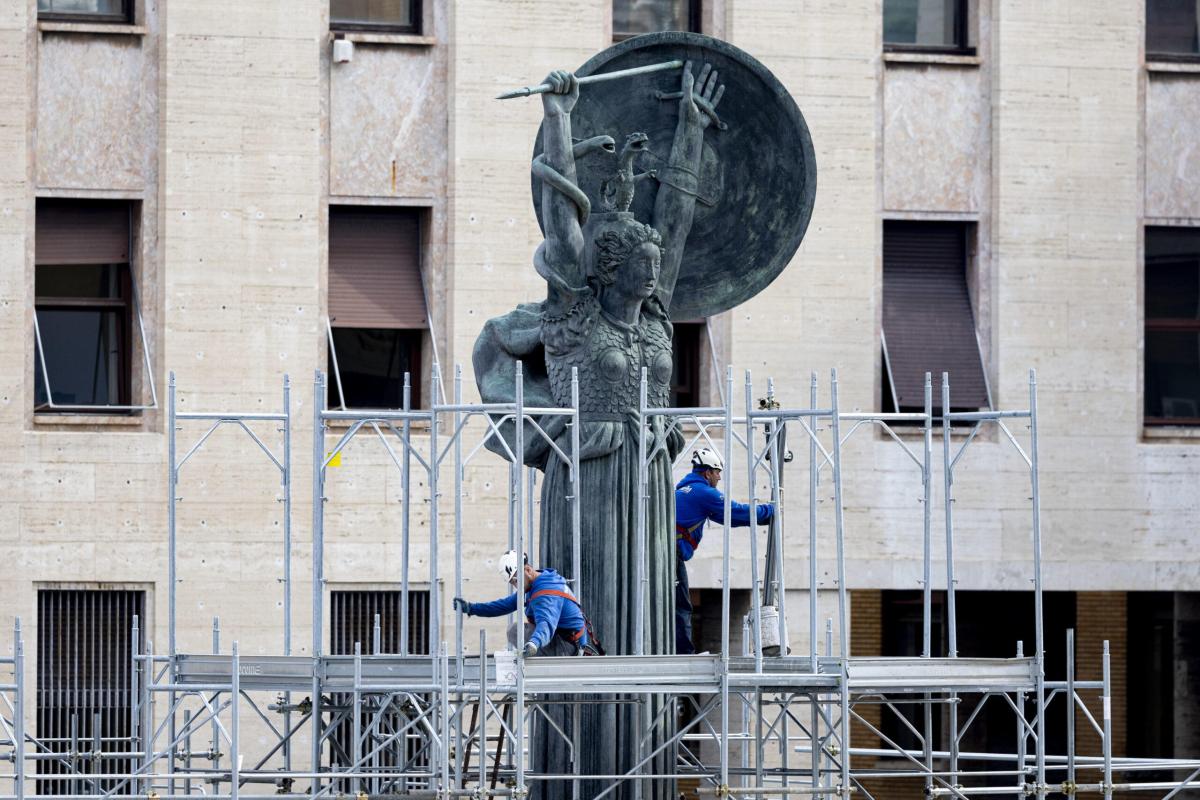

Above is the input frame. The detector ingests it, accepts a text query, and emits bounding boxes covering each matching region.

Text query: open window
[671,320,706,408]
[1144,226,1200,425]
[327,205,428,410]
[881,220,989,418]
[34,199,155,414]
[612,0,700,41]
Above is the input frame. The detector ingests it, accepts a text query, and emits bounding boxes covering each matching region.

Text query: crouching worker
[453,551,601,657]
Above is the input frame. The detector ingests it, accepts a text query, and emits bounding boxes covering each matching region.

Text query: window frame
[1143,226,1200,427]
[1145,0,1200,62]
[37,0,133,24]
[33,199,156,415]
[882,0,975,57]
[612,0,702,42]
[329,0,421,35]
[326,320,425,411]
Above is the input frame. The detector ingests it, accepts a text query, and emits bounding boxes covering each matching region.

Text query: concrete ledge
[1143,426,1200,442]
[884,51,981,67]
[331,31,436,47]
[34,413,144,428]
[1146,59,1200,74]
[37,21,147,36]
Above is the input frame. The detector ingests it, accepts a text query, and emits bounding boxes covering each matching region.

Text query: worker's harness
[675,520,704,555]
[526,589,606,656]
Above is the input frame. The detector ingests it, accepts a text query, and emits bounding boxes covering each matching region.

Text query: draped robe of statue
[473,64,722,800]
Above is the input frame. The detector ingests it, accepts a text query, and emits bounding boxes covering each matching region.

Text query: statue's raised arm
[532,71,593,298]
[652,61,726,312]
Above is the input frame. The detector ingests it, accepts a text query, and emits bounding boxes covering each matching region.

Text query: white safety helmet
[691,447,723,471]
[498,550,527,584]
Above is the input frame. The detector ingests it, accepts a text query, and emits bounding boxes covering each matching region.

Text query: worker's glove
[452,597,471,616]
[522,642,538,658]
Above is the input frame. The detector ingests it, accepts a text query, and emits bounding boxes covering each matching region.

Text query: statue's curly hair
[592,221,664,286]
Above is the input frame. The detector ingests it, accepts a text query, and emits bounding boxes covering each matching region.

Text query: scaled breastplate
[544,296,673,414]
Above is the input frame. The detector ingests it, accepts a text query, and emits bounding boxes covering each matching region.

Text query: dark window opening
[881,220,988,422]
[330,0,420,33]
[884,0,973,54]
[37,0,131,23]
[1128,592,1200,776]
[879,590,1073,772]
[37,589,145,795]
[328,205,427,408]
[613,0,701,41]
[671,320,705,408]
[1145,227,1200,425]
[35,199,135,413]
[1147,0,1200,59]
[329,590,429,792]
[328,328,423,410]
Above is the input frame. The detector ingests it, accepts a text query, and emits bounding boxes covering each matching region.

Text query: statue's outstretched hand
[680,61,726,131]
[542,70,579,117]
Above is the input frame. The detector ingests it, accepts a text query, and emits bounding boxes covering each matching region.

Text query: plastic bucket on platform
[494,650,519,685]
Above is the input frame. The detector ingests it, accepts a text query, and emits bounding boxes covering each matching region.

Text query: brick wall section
[1075,592,1127,759]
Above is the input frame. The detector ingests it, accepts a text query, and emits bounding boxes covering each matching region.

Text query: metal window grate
[330,589,429,656]
[36,589,145,796]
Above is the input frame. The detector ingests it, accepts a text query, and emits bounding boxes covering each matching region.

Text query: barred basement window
[37,589,145,795]
[329,590,430,793]
[327,206,428,409]
[330,0,420,34]
[613,0,700,41]
[881,220,989,419]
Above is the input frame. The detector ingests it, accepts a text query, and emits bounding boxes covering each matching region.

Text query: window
[327,206,428,409]
[34,199,149,413]
[613,0,700,41]
[883,0,973,54]
[1147,0,1200,59]
[671,320,705,408]
[329,590,429,792]
[37,589,145,795]
[37,0,131,23]
[881,220,988,417]
[330,0,420,33]
[1145,227,1200,425]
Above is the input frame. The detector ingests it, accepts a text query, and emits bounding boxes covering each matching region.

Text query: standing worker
[453,551,598,657]
[674,448,774,654]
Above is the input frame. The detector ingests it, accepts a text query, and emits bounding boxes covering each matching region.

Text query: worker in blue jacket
[675,448,774,654]
[453,551,594,657]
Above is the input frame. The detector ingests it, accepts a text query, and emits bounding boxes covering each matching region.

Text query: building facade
[1,0,1199,764]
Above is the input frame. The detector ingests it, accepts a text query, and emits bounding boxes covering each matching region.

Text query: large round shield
[532,32,817,321]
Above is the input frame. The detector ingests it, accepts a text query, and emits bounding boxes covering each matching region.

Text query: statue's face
[617,242,661,300]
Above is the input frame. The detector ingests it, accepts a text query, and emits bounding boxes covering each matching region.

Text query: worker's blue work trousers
[675,557,695,655]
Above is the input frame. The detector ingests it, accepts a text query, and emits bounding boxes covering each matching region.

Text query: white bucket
[494,649,519,686]
[758,606,789,656]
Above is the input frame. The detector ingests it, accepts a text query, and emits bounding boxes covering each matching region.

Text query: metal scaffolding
[0,363,1197,800]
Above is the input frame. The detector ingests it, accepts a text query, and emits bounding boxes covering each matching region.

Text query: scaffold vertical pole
[829,370,850,798]
[636,368,648,655]
[478,629,488,794]
[352,642,362,795]
[168,371,178,656]
[745,371,764,669]
[1030,369,1046,799]
[720,366,734,794]
[767,376,789,654]
[1066,628,1075,789]
[401,372,413,655]
[453,366,466,791]
[311,371,325,800]
[1102,640,1112,800]
[281,374,294,775]
[513,360,527,800]
[808,372,819,673]
[1015,639,1026,799]
[430,362,443,653]
[922,373,934,800]
[570,367,581,800]
[231,641,240,800]
[942,373,958,657]
[14,619,23,800]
